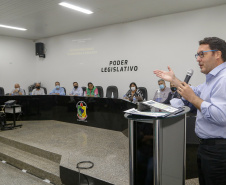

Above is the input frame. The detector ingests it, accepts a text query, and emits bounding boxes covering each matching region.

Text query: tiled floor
[0,160,199,185]
[0,162,49,185]
[0,120,200,185]
[185,178,199,185]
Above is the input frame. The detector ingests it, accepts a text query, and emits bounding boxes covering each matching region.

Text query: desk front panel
[0,95,136,131]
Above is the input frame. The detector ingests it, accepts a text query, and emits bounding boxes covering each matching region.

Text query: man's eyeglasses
[195,50,218,59]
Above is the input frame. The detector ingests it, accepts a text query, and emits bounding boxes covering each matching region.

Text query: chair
[106,86,118,98]
[28,84,36,94]
[62,87,66,95]
[96,86,103,98]
[0,87,5,96]
[82,87,86,96]
[138,87,148,100]
[42,87,47,95]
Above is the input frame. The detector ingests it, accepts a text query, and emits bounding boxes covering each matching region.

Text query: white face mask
[131,87,136,91]
[15,88,19,91]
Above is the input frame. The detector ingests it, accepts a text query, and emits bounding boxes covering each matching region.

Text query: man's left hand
[177,82,195,102]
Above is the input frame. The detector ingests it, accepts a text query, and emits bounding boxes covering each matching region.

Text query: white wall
[36,5,226,98]
[1,5,226,97]
[0,36,35,94]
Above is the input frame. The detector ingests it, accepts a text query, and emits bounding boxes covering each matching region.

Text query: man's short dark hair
[55,81,60,85]
[199,37,226,62]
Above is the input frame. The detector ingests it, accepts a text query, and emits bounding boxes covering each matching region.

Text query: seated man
[153,79,171,102]
[162,82,181,104]
[69,82,83,96]
[124,82,143,102]
[10,83,25,95]
[32,83,45,95]
[85,82,99,97]
[164,83,197,113]
[49,81,65,95]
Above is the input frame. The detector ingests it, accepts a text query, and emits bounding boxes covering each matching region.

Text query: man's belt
[199,138,226,145]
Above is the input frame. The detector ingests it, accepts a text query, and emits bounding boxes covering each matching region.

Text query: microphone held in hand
[184,69,194,83]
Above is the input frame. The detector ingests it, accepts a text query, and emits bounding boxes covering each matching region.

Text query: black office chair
[82,87,86,96]
[28,84,36,94]
[62,87,66,95]
[106,86,118,98]
[0,87,5,96]
[138,87,148,100]
[96,86,103,98]
[42,87,47,95]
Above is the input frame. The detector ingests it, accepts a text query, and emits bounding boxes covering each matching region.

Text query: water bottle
[155,89,162,112]
[133,96,137,103]
[111,92,114,98]
[155,89,162,102]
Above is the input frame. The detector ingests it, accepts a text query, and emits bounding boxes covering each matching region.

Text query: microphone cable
[76,161,94,185]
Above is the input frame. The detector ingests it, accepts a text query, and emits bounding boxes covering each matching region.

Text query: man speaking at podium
[154,37,226,185]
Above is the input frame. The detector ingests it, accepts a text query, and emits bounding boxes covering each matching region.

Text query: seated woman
[124,82,143,102]
[85,82,99,97]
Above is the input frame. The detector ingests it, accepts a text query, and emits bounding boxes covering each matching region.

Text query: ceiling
[0,0,226,40]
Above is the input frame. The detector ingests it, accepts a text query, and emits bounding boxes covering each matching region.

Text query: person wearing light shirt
[153,79,171,102]
[10,83,25,95]
[154,37,226,185]
[32,83,45,95]
[69,82,83,96]
[49,81,65,95]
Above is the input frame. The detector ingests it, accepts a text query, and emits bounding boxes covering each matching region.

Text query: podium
[125,107,190,185]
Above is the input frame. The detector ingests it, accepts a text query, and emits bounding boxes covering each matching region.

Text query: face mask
[171,87,177,92]
[159,84,165,90]
[15,88,19,91]
[131,87,136,91]
[56,85,60,89]
[36,86,40,89]
[74,86,78,89]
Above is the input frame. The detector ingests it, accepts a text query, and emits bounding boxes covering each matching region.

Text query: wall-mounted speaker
[35,42,45,58]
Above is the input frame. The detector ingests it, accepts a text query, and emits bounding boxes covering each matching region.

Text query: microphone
[184,69,194,83]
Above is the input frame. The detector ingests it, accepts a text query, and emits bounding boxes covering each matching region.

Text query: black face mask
[171,87,177,92]
[36,86,40,89]
[74,86,78,89]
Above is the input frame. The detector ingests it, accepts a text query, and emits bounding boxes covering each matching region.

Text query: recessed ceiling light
[59,2,93,14]
[0,24,27,31]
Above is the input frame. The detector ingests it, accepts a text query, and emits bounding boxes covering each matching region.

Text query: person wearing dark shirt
[163,82,180,104]
[124,82,143,102]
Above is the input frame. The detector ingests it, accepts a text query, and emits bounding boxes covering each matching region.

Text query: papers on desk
[124,108,170,117]
[124,100,184,118]
[141,100,179,113]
